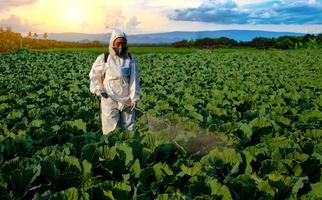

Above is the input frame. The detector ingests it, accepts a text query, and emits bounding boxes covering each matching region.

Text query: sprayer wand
[93,93,146,113]
[91,93,187,153]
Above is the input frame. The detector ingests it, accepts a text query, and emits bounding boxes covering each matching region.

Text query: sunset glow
[0,0,321,34]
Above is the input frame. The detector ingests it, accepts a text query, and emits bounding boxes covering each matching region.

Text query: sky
[0,0,322,35]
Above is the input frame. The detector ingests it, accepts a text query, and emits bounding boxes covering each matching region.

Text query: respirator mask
[113,46,128,57]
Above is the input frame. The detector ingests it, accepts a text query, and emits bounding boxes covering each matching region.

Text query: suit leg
[101,97,119,135]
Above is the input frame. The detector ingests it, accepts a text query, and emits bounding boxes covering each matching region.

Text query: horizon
[1,0,322,35]
[18,29,310,36]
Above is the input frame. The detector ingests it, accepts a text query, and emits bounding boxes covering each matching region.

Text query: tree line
[0,27,104,52]
[1,26,322,52]
[172,34,322,49]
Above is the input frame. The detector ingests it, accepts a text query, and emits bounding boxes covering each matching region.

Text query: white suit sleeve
[130,58,141,102]
[89,55,104,94]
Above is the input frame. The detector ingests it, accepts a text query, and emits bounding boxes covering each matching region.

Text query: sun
[65,6,83,23]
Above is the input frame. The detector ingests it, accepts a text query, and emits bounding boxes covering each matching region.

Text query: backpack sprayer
[97,52,147,113]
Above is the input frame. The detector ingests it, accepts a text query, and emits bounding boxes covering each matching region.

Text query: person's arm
[129,56,141,104]
[89,55,104,96]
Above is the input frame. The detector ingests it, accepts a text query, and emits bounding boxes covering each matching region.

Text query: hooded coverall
[89,29,141,135]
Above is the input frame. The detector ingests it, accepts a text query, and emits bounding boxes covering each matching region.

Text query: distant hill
[42,30,305,44]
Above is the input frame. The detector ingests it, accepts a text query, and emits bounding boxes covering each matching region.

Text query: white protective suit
[89,29,141,135]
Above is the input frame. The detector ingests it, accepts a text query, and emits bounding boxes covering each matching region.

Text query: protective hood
[109,29,127,56]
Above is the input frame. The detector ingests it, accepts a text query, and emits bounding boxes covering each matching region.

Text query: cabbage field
[0,49,321,199]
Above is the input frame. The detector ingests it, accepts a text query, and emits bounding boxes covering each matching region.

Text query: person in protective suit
[89,29,141,135]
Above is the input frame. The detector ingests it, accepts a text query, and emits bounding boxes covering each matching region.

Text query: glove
[101,91,108,98]
[95,89,108,98]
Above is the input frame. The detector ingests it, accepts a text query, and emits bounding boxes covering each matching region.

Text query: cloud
[0,0,38,11]
[169,0,249,24]
[125,16,140,33]
[103,7,141,34]
[104,8,126,30]
[169,0,322,25]
[0,15,39,32]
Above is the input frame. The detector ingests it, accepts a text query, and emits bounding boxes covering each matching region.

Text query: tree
[317,34,322,44]
[215,37,238,47]
[91,40,102,46]
[28,32,32,38]
[194,37,215,48]
[250,37,276,49]
[276,36,296,49]
[0,27,23,52]
[33,33,38,39]
[172,40,190,48]
[307,38,319,49]
[303,34,315,43]
[43,32,48,39]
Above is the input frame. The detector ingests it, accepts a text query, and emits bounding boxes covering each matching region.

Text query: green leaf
[249,117,271,128]
[310,182,322,197]
[180,162,201,176]
[156,192,188,200]
[201,148,242,167]
[256,179,276,197]
[63,119,87,133]
[207,178,233,200]
[113,142,134,167]
[275,116,291,126]
[81,143,98,163]
[2,157,41,198]
[129,159,141,179]
[82,160,92,178]
[30,119,46,128]
[42,187,80,200]
[6,110,23,120]
[87,181,131,200]
[258,160,288,177]
[40,155,83,188]
[227,174,259,200]
[291,177,308,195]
[153,143,180,163]
[153,162,174,180]
[299,110,322,123]
[141,147,153,164]
[0,103,10,114]
[62,156,82,171]
[61,187,79,200]
[139,167,155,188]
[240,123,252,141]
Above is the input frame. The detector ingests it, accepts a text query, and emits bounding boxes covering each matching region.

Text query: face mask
[113,46,128,56]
